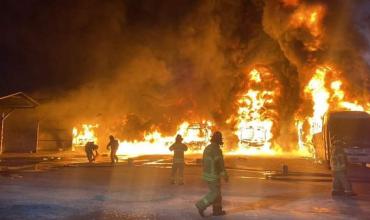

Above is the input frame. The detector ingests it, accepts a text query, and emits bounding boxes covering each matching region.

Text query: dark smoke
[263,0,370,94]
[1,0,369,146]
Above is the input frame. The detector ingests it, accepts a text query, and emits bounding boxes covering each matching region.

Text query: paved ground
[0,153,369,219]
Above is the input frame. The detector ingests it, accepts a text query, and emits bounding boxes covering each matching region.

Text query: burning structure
[67,0,369,157]
[2,1,368,157]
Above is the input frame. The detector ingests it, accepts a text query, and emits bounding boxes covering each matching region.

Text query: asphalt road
[0,154,370,219]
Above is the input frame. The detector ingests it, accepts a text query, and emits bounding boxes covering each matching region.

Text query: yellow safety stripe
[202,198,209,205]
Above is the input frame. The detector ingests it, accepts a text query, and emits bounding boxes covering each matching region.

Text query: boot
[213,210,226,216]
[195,204,205,217]
[213,205,226,216]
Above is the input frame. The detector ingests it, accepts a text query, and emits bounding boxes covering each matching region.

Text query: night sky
[0,0,201,95]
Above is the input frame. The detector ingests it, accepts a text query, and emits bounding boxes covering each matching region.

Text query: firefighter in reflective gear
[195,131,228,217]
[330,136,356,196]
[107,135,119,164]
[169,134,188,185]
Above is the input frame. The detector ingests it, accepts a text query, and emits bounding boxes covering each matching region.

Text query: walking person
[169,134,188,185]
[107,135,119,165]
[195,131,228,217]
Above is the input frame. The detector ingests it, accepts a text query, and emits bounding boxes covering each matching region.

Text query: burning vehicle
[72,124,99,147]
[181,122,212,151]
[239,123,269,147]
[314,111,370,167]
[61,1,370,159]
[72,121,213,156]
[230,67,280,154]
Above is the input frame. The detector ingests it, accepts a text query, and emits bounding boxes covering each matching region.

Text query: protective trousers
[85,148,94,162]
[196,180,222,213]
[110,147,118,163]
[171,162,184,184]
[332,171,353,193]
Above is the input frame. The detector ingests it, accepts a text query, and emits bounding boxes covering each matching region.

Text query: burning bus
[181,122,212,151]
[314,111,370,167]
[239,123,269,147]
[233,67,279,153]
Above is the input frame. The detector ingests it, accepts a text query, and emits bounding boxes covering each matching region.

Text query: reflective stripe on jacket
[202,143,228,181]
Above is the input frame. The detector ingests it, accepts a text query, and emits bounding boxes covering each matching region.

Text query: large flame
[298,65,370,154]
[117,121,212,156]
[231,67,280,155]
[72,124,99,147]
[72,121,212,156]
[289,3,326,51]
[71,65,369,158]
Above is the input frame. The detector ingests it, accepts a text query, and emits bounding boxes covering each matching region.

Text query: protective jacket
[169,142,188,163]
[330,151,347,172]
[107,139,119,150]
[330,139,347,172]
[202,143,228,181]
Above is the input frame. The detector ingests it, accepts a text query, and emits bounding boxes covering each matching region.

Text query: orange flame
[289,4,326,51]
[299,65,370,155]
[117,121,212,156]
[231,67,279,155]
[72,124,99,147]
[72,121,212,156]
[281,0,300,7]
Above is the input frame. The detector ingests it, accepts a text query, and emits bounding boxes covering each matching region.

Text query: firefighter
[92,142,99,161]
[195,131,228,217]
[84,141,95,163]
[107,135,119,164]
[330,136,356,196]
[169,134,188,185]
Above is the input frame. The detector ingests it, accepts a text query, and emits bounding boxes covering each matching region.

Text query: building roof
[0,92,39,109]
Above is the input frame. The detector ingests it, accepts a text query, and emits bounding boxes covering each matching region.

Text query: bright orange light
[289,4,326,51]
[299,65,370,157]
[72,124,99,147]
[304,66,330,135]
[281,0,300,7]
[117,121,212,155]
[231,67,279,155]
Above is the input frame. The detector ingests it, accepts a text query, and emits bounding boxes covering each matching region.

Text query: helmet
[211,131,223,145]
[175,134,183,142]
[109,135,114,140]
